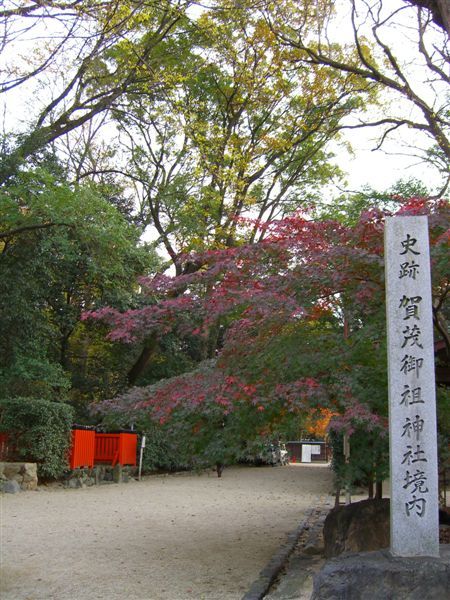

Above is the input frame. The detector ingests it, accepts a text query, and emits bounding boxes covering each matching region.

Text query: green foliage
[0,0,447,490]
[100,411,190,472]
[317,178,432,225]
[0,397,74,479]
[110,1,375,260]
[139,427,192,473]
[96,198,448,495]
[329,429,389,495]
[0,353,71,401]
[0,166,160,408]
[136,333,200,387]
[68,323,133,421]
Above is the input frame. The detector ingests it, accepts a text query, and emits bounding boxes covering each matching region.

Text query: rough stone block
[21,479,38,491]
[103,470,113,482]
[21,463,38,489]
[312,547,450,600]
[2,479,21,494]
[67,478,83,489]
[3,463,21,479]
[0,462,38,491]
[323,499,390,558]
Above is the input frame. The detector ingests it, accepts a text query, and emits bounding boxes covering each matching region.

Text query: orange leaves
[305,408,335,438]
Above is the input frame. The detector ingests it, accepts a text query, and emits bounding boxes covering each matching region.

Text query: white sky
[333,129,440,192]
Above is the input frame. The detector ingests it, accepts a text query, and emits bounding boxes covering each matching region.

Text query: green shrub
[328,428,389,497]
[138,427,192,473]
[0,397,74,479]
[100,412,191,472]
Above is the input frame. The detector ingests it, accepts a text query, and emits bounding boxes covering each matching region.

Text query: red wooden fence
[2,429,137,469]
[69,429,95,469]
[118,433,137,466]
[69,430,137,468]
[94,433,137,466]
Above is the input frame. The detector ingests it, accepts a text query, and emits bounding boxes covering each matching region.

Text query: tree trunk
[375,481,383,499]
[60,334,71,371]
[127,336,158,385]
[437,0,450,34]
[334,487,341,507]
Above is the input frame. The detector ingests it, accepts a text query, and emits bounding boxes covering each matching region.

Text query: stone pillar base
[312,547,450,600]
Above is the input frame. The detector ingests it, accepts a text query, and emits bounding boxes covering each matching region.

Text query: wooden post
[343,433,351,505]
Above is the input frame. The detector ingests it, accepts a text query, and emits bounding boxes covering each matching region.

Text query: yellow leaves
[252,19,277,47]
[357,38,377,66]
[305,408,335,438]
[94,1,161,32]
[259,134,291,154]
[244,192,258,207]
[196,12,218,36]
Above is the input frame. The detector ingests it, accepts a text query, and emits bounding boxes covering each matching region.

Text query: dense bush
[0,398,74,479]
[99,411,191,473]
[138,427,192,473]
[328,428,389,499]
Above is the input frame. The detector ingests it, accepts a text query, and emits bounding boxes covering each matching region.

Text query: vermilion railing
[118,433,138,466]
[69,429,95,469]
[93,432,137,467]
[2,429,138,470]
[2,429,137,469]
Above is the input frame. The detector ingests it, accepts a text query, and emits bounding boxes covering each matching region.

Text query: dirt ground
[1,463,333,600]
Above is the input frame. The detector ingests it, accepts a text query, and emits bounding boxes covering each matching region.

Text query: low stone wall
[0,462,138,492]
[0,462,38,492]
[63,465,137,488]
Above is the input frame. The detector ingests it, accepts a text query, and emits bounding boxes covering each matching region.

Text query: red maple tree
[84,199,449,473]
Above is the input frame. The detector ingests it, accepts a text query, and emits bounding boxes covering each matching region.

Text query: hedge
[0,397,74,479]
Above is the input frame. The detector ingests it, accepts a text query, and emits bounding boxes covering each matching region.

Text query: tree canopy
[0,1,193,182]
[0,165,159,403]
[87,197,449,480]
[265,0,449,190]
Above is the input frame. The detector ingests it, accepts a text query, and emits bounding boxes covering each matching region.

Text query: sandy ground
[1,463,333,600]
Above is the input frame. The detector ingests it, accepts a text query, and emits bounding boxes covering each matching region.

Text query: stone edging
[241,498,330,600]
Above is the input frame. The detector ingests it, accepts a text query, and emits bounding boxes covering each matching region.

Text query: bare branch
[0,221,74,240]
[0,1,188,183]
[0,1,85,20]
[267,0,450,161]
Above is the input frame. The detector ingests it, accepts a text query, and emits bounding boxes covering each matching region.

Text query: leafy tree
[0,166,159,403]
[317,177,432,224]
[0,1,194,182]
[0,397,74,479]
[103,0,377,269]
[88,198,449,486]
[63,0,380,384]
[264,0,450,187]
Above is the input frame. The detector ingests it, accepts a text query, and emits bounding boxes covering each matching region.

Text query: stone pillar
[113,463,123,483]
[385,216,439,557]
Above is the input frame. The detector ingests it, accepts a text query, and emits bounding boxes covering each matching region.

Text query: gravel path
[1,463,333,600]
